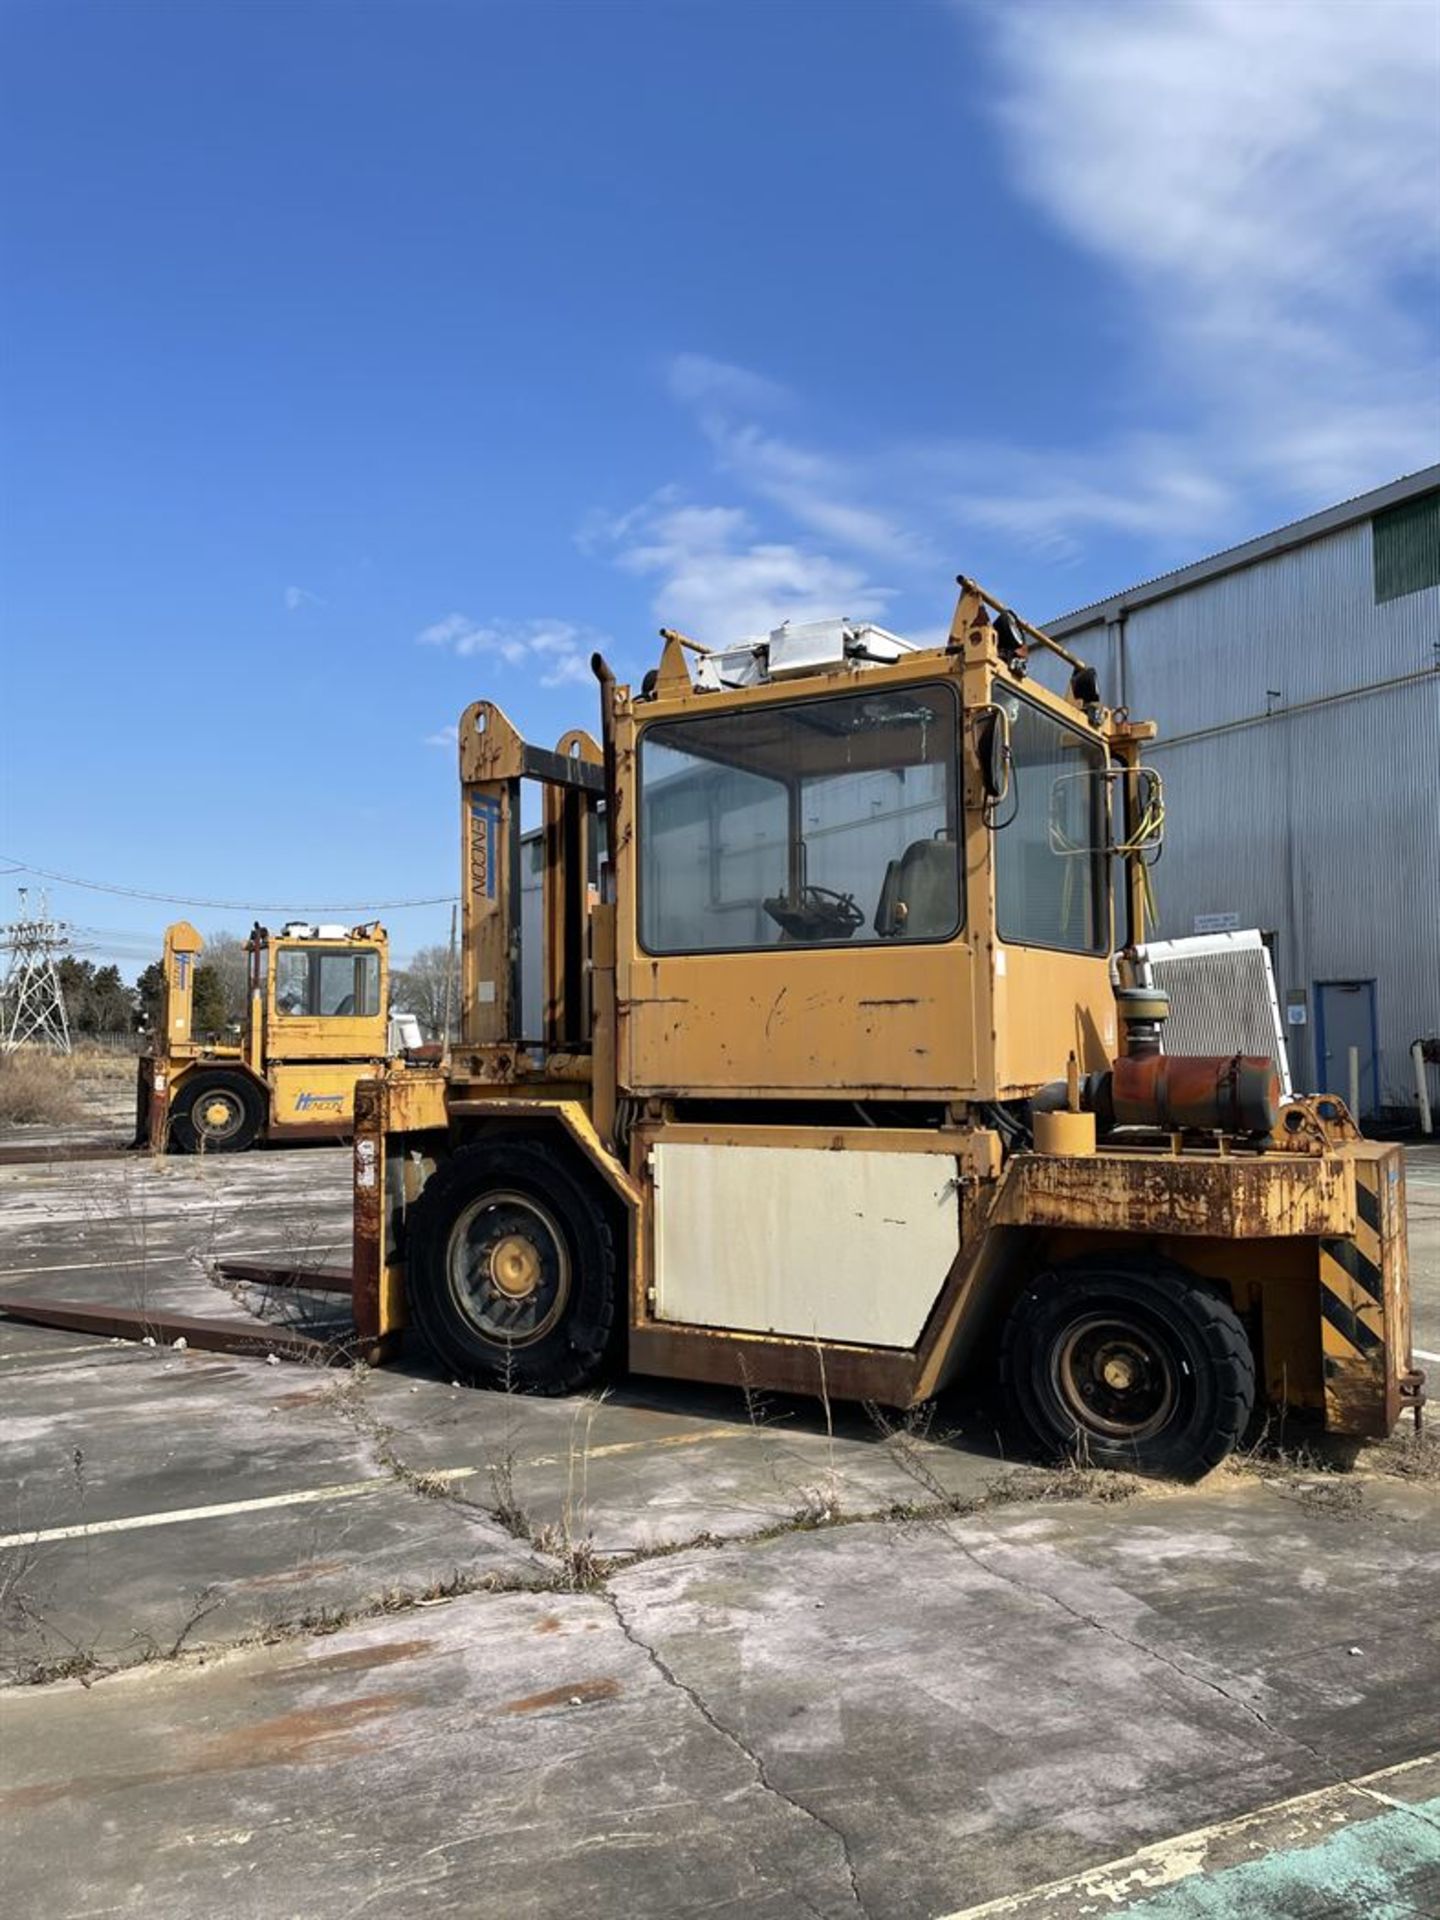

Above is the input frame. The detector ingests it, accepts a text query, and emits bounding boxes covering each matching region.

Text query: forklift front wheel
[405,1139,619,1395]
[170,1072,266,1154]
[1001,1257,1255,1481]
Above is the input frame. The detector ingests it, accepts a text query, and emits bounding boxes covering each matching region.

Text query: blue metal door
[1314,979,1380,1118]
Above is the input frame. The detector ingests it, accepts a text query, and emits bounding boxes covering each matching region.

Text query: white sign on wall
[1193,911,1241,934]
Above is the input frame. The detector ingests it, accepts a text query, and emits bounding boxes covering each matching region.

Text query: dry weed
[0,1049,84,1126]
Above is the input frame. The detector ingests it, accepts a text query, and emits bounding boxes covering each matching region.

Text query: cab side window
[274,948,309,1016]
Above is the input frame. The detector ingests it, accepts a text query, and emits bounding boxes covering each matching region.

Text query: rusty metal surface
[627,1322,919,1406]
[1273,1094,1363,1155]
[0,1296,342,1362]
[449,1095,641,1207]
[379,1068,448,1134]
[1110,1053,1280,1135]
[352,1081,386,1345]
[0,1137,134,1167]
[997,1148,1354,1239]
[215,1258,354,1295]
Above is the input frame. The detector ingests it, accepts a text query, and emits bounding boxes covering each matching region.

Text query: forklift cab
[251,923,389,1063]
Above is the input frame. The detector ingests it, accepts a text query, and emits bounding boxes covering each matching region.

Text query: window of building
[638,684,961,954]
[274,947,381,1017]
[1373,490,1440,603]
[993,694,1109,954]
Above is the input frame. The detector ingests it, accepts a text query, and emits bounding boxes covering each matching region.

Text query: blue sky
[2,0,1437,974]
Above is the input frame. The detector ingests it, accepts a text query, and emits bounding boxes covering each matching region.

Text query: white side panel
[651,1143,960,1347]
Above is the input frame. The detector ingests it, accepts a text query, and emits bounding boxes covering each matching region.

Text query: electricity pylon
[0,888,73,1054]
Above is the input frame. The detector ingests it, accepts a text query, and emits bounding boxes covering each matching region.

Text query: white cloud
[424,723,459,750]
[666,353,791,412]
[586,4,1437,625]
[664,353,924,568]
[593,490,892,645]
[415,614,605,688]
[934,435,1238,561]
[284,584,324,611]
[704,418,924,565]
[965,0,1440,530]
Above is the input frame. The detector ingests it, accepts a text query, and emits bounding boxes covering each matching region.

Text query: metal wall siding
[1147,677,1439,1102]
[1062,524,1438,728]
[1126,524,1432,733]
[1055,509,1439,1108]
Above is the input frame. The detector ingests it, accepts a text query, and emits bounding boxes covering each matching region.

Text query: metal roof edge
[1045,464,1440,636]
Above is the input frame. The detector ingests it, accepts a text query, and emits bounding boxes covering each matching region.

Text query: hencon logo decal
[295,1091,346,1112]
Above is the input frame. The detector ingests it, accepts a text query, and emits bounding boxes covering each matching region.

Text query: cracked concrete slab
[0,1347,545,1677]
[2,1143,1439,1915]
[0,1588,860,1920]
[5,1488,1440,1919]
[600,1491,1440,1919]
[0,1147,352,1324]
[339,1361,1021,1557]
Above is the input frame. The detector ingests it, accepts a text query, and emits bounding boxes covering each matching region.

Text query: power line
[0,855,457,914]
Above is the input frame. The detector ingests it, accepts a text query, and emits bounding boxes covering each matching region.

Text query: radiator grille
[1140,931,1292,1098]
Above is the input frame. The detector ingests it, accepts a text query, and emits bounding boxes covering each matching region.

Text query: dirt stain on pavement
[302,1639,435,1675]
[498,1677,620,1714]
[0,1688,424,1812]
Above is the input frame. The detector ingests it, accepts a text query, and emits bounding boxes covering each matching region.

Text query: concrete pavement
[1,1140,1438,1916]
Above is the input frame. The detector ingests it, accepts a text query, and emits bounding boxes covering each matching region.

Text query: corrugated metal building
[1048,466,1440,1119]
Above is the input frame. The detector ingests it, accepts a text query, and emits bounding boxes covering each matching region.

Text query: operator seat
[875,838,959,939]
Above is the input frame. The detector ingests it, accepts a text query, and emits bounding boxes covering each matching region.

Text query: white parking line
[933,1749,1440,1918]
[0,1427,732,1551]
[1413,1348,1440,1363]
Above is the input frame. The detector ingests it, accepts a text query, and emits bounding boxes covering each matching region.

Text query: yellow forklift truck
[337,577,1419,1477]
[136,919,394,1152]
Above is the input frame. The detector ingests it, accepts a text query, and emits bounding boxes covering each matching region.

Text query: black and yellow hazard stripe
[1319,1159,1389,1425]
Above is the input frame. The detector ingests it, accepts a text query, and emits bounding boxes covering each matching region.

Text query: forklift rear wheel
[1001,1256,1255,1480]
[406,1139,618,1395]
[170,1072,265,1154]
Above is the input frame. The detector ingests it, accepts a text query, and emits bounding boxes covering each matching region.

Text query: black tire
[170,1071,266,1154]
[1000,1255,1255,1480]
[405,1137,618,1394]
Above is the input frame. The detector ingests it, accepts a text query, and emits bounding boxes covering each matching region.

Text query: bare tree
[390,944,456,1040]
[201,931,250,1027]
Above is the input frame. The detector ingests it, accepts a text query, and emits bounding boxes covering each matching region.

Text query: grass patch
[1369,1426,1440,1484]
[0,1049,84,1126]
[69,1045,139,1089]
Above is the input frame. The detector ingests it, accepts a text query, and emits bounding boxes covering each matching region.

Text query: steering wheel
[762,885,865,941]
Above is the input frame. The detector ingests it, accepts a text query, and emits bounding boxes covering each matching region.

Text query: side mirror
[975,707,1012,803]
[1046,765,1165,860]
[1114,766,1165,863]
[1047,768,1102,856]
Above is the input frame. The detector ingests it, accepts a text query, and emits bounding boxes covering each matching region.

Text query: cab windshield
[274,946,382,1017]
[638,683,961,953]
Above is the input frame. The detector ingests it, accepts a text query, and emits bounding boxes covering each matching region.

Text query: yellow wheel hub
[202,1099,234,1129]
[488,1232,542,1299]
[1102,1352,1138,1392]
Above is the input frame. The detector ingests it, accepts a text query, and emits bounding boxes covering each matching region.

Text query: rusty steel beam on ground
[0,1295,347,1363]
[0,1139,134,1167]
[215,1258,354,1295]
